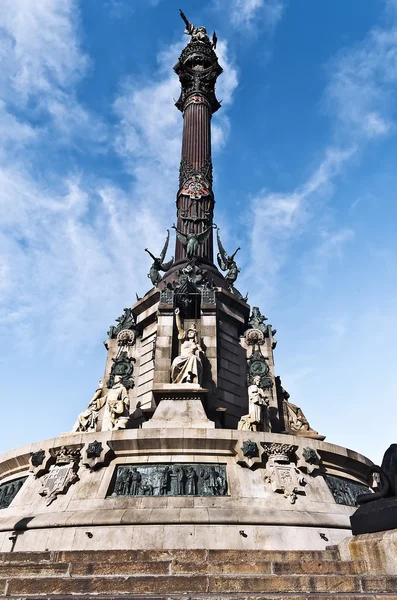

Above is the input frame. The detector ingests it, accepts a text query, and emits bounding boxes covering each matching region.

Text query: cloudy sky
[0,0,396,463]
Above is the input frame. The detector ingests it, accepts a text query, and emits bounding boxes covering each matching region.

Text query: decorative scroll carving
[145,230,174,286]
[247,348,272,389]
[324,474,370,507]
[245,328,264,346]
[107,351,136,390]
[39,447,81,506]
[109,463,228,497]
[262,443,305,504]
[117,329,135,348]
[0,477,27,509]
[107,308,136,340]
[180,178,211,200]
[179,157,213,188]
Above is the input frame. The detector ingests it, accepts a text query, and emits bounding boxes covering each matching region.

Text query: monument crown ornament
[0,11,375,559]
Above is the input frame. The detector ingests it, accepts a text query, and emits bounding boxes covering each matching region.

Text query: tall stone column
[173,23,222,264]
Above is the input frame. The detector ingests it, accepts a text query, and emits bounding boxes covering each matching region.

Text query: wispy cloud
[248,0,397,301]
[223,0,284,30]
[246,147,354,297]
[0,6,239,352]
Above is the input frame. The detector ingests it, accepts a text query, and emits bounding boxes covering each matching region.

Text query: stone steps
[0,559,366,576]
[2,574,397,595]
[0,548,394,597]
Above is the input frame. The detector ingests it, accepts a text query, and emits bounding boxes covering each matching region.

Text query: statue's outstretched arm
[145,248,157,261]
[174,308,185,339]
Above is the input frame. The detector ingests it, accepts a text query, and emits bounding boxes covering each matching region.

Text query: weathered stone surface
[272,559,366,575]
[71,560,171,576]
[172,560,272,575]
[6,575,208,595]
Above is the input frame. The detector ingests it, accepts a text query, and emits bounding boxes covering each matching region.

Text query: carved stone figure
[145,230,174,286]
[277,376,323,439]
[171,308,204,385]
[73,380,105,433]
[249,376,270,428]
[216,229,240,286]
[238,375,270,432]
[172,223,214,259]
[101,375,130,431]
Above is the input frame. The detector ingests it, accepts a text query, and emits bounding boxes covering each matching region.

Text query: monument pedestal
[142,384,215,429]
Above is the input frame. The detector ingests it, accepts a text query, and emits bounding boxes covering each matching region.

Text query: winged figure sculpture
[216,229,240,286]
[172,223,215,259]
[145,230,174,286]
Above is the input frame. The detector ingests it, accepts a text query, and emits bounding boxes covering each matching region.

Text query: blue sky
[1,0,396,464]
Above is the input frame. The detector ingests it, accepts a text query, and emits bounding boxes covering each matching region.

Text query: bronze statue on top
[179,9,217,48]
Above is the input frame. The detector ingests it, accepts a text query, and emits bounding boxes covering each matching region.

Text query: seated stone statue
[101,375,130,431]
[277,376,323,439]
[238,375,270,432]
[73,380,105,432]
[171,309,204,385]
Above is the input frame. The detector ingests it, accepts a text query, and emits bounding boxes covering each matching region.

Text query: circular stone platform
[0,429,372,552]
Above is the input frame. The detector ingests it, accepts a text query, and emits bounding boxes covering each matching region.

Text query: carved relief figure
[129,468,141,496]
[172,224,214,259]
[171,308,204,385]
[101,375,130,431]
[73,380,105,432]
[159,466,171,495]
[186,467,197,495]
[145,230,174,286]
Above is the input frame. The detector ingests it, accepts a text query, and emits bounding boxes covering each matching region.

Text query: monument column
[173,11,222,264]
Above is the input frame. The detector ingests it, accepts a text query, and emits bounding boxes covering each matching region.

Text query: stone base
[338,528,397,575]
[350,497,397,535]
[143,386,214,428]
